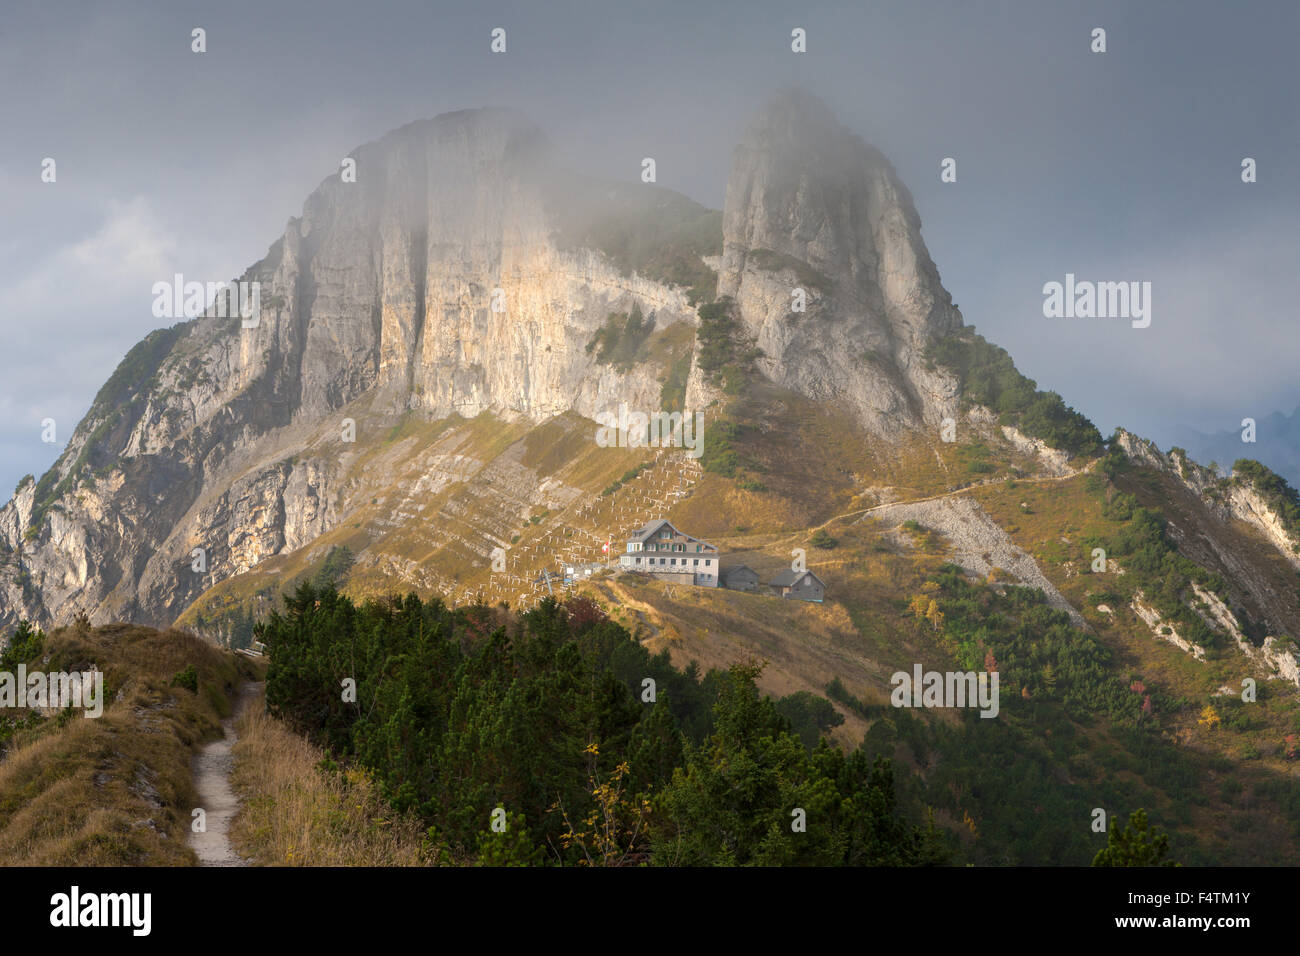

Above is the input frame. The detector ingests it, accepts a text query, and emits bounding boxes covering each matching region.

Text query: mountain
[6,91,1300,864]
[0,93,967,632]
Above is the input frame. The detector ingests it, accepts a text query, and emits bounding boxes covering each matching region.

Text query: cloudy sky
[2,0,1297,494]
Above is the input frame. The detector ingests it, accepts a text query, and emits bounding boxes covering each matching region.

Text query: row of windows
[631,542,712,553]
[631,556,713,568]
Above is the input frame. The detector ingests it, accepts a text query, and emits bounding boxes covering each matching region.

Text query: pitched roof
[722,565,757,582]
[627,518,674,543]
[769,569,824,587]
[627,519,715,550]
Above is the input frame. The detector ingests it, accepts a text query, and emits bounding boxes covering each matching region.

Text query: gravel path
[189,681,261,866]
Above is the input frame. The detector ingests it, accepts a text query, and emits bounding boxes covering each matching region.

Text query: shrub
[586,303,655,368]
[170,664,198,693]
[0,621,44,671]
[810,528,838,549]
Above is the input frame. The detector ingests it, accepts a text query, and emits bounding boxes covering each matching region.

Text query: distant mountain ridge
[1169,403,1300,489]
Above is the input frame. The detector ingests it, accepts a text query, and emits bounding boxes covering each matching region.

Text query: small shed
[722,565,760,592]
[768,569,826,603]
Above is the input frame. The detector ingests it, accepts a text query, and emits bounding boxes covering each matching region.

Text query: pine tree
[1092,809,1177,867]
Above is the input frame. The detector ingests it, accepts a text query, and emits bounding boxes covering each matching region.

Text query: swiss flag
[602,541,610,554]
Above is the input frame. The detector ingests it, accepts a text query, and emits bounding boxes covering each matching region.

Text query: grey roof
[628,518,673,543]
[627,519,716,550]
[769,569,824,587]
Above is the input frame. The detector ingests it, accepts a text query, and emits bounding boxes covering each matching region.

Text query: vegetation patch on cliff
[926,328,1103,458]
[555,181,722,305]
[586,302,656,369]
[746,247,830,293]
[696,297,761,395]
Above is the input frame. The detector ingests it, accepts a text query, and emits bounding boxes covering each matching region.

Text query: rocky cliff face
[716,90,962,434]
[0,94,967,630]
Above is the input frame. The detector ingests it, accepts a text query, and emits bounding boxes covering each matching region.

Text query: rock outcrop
[716,90,962,435]
[1115,429,1300,570]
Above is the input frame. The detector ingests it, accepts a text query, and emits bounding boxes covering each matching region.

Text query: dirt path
[189,680,261,866]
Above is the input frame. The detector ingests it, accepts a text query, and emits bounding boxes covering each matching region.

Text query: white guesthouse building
[618,519,720,587]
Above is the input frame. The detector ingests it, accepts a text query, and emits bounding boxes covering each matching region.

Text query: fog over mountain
[3,0,1299,496]
[0,91,971,628]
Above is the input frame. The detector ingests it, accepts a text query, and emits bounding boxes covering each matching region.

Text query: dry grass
[0,623,253,865]
[229,690,430,866]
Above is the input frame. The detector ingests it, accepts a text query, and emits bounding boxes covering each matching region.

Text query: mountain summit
[718,89,962,433]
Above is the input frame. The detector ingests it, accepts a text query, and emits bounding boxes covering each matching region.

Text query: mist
[3,0,1298,492]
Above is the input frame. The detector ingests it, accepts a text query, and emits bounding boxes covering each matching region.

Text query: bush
[170,664,198,693]
[810,528,838,549]
[0,621,44,671]
[773,690,845,750]
[826,677,870,717]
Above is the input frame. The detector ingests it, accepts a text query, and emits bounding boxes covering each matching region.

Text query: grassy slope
[969,471,1300,863]
[229,686,428,866]
[0,623,257,865]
